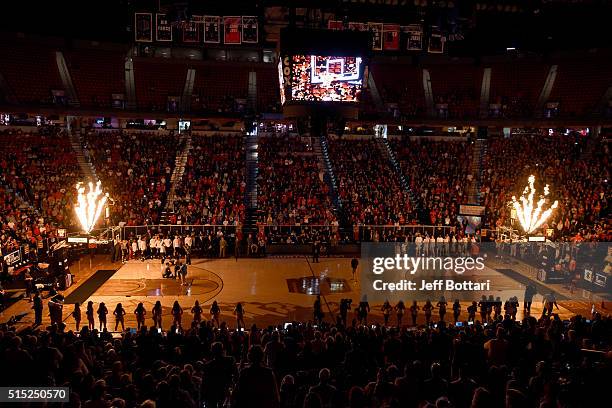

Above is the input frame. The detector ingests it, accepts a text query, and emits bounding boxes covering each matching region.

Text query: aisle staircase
[479,68,492,119]
[467,138,487,204]
[579,128,603,162]
[69,130,97,183]
[124,56,137,110]
[376,137,410,194]
[535,65,558,118]
[313,134,349,229]
[242,130,259,233]
[367,72,385,112]
[375,136,422,219]
[180,68,196,113]
[55,51,80,107]
[422,69,435,118]
[160,132,191,223]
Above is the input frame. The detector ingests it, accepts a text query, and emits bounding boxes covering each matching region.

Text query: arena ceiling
[1,1,611,56]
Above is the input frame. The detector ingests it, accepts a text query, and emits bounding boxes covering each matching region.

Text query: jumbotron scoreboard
[278,28,370,107]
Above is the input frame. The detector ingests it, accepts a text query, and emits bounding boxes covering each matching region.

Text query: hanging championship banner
[348,22,367,32]
[204,16,221,43]
[135,13,153,42]
[383,24,400,50]
[156,13,172,42]
[403,24,423,51]
[328,20,344,30]
[182,17,200,43]
[428,27,445,54]
[368,22,383,50]
[242,16,258,43]
[224,16,241,44]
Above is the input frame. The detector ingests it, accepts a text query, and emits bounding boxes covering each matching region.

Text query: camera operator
[339,298,351,326]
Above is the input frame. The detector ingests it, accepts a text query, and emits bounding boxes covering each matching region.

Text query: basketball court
[3,255,600,332]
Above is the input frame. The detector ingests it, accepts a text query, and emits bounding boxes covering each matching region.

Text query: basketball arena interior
[0,1,611,407]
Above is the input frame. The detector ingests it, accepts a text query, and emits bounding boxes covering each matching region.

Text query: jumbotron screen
[289,55,364,103]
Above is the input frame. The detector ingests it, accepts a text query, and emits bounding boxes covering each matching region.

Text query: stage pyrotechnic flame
[512,175,558,234]
[75,181,108,234]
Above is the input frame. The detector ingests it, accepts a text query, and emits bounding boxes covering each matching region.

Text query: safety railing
[109,223,493,243]
[117,224,238,241]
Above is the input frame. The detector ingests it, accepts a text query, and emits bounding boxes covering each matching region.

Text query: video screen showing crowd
[290,55,363,102]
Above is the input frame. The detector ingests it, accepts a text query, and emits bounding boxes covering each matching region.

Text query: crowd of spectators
[328,138,412,226]
[391,138,473,226]
[1,128,79,255]
[480,134,610,240]
[85,131,182,226]
[1,128,610,251]
[1,305,610,408]
[171,135,245,226]
[257,135,336,226]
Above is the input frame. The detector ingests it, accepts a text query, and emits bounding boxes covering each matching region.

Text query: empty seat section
[0,40,63,105]
[548,56,612,117]
[192,63,249,113]
[255,65,281,113]
[134,59,187,111]
[428,64,482,119]
[65,48,126,108]
[489,61,549,117]
[369,62,425,117]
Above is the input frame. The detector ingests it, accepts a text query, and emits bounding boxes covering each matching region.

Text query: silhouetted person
[350,258,359,281]
[72,302,81,331]
[233,345,280,408]
[134,302,146,330]
[86,301,95,330]
[97,302,108,331]
[524,284,536,314]
[202,342,236,408]
[314,295,324,324]
[113,303,126,331]
[32,291,43,326]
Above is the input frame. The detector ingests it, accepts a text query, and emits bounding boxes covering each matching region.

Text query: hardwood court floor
[2,256,605,332]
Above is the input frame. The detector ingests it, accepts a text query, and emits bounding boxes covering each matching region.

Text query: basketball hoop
[320,72,337,88]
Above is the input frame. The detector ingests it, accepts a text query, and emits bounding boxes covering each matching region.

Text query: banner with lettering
[156,13,172,42]
[328,20,344,30]
[135,13,153,42]
[383,24,400,50]
[368,22,383,50]
[428,28,445,54]
[182,17,199,43]
[348,22,368,32]
[224,16,242,44]
[404,25,423,51]
[459,205,485,216]
[204,16,221,43]
[242,16,258,43]
[3,249,21,267]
